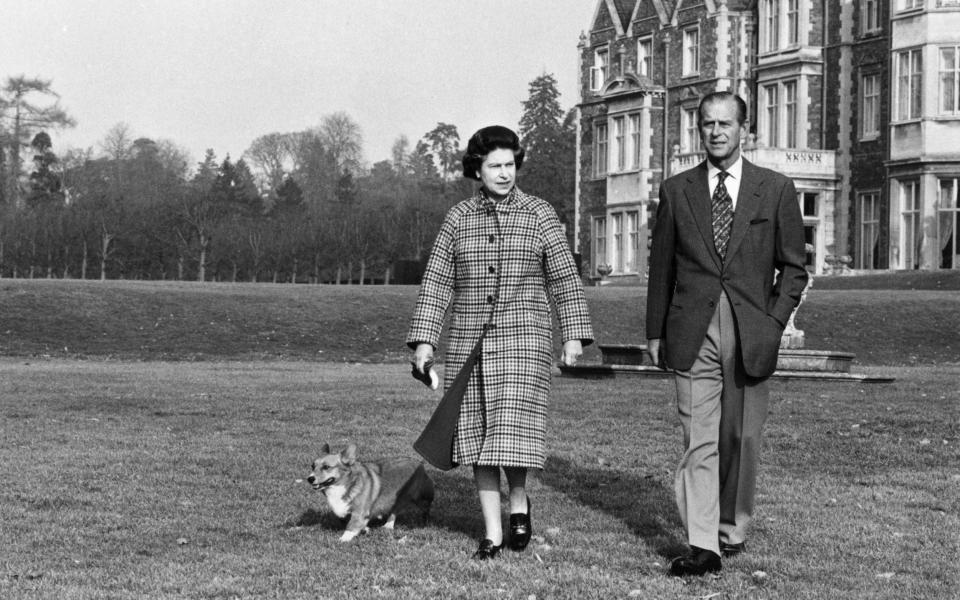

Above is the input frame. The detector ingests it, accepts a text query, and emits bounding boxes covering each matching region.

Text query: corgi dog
[307,443,434,542]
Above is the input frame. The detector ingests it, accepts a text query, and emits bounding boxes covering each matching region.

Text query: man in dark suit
[646,91,809,576]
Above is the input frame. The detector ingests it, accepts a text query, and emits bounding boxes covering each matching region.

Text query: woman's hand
[413,343,434,374]
[560,340,583,366]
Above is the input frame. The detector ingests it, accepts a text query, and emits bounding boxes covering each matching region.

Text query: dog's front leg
[340,514,368,542]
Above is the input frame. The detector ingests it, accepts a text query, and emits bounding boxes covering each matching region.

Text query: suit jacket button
[488,234,495,243]
[709,300,715,307]
[486,295,494,303]
[488,265,496,274]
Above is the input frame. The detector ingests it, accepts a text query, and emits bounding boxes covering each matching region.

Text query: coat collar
[477,186,520,213]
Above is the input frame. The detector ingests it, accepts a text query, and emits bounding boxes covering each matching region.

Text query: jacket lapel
[724,159,763,263]
[682,162,722,271]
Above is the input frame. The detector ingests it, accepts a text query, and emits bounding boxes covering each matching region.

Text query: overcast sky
[2,0,597,168]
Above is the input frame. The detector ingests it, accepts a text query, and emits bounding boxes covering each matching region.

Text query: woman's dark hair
[461,125,525,181]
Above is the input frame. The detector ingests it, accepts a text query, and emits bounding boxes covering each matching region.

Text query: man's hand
[413,343,434,374]
[647,338,662,369]
[560,340,583,366]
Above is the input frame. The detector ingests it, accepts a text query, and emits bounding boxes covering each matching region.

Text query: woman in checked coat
[408,125,593,559]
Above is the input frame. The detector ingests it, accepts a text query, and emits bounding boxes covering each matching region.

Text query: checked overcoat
[407,187,593,469]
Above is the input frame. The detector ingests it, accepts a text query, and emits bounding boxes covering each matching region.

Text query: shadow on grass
[541,455,686,558]
[425,470,484,539]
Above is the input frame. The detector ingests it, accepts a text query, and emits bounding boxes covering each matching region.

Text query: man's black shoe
[669,546,722,577]
[720,541,746,558]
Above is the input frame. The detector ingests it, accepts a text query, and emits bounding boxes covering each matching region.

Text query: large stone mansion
[575,0,960,278]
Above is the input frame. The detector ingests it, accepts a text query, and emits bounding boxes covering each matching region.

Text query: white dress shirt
[707,157,743,210]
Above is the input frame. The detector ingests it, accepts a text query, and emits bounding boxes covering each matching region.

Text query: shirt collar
[707,156,743,181]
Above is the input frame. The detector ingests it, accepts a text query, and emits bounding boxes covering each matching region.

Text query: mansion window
[604,113,643,173]
[591,48,609,91]
[939,179,960,269]
[593,216,607,273]
[900,180,922,269]
[858,192,881,269]
[763,0,801,52]
[862,0,881,34]
[637,37,652,77]
[762,80,799,148]
[682,107,699,152]
[608,210,641,274]
[629,114,641,169]
[940,46,960,115]
[896,0,923,10]
[683,28,699,75]
[895,49,922,121]
[861,73,881,138]
[594,122,608,176]
[613,116,627,171]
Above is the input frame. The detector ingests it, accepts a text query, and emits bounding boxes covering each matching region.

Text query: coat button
[488,234,495,243]
[709,300,715,307]
[486,295,495,303]
[488,265,496,274]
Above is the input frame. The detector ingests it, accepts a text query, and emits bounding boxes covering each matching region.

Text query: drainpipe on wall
[574,107,582,255]
[662,30,672,179]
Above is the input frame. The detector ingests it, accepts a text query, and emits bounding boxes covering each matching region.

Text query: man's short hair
[698,92,748,125]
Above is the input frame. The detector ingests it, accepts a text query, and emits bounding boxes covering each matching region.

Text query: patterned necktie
[712,171,733,260]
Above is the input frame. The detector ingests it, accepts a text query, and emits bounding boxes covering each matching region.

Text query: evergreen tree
[27,131,63,206]
[518,73,576,226]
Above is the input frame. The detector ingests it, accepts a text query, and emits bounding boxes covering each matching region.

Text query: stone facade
[576,0,960,278]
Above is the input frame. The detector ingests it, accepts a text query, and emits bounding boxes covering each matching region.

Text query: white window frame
[862,0,881,33]
[895,49,923,121]
[900,180,922,269]
[784,80,798,147]
[763,83,780,147]
[861,73,881,138]
[858,191,881,269]
[939,178,960,268]
[940,46,960,115]
[590,48,609,91]
[594,122,608,176]
[682,107,699,152]
[629,113,641,169]
[637,37,652,77]
[786,0,800,46]
[611,213,624,272]
[613,116,626,171]
[627,210,640,273]
[764,0,781,52]
[897,0,923,10]
[593,216,608,273]
[682,27,700,76]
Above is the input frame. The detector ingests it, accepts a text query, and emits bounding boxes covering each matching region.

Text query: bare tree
[244,132,295,197]
[318,112,363,175]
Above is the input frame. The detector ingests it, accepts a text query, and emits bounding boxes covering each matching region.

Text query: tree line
[0,74,575,283]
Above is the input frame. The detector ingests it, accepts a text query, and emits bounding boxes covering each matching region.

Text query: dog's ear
[321,443,331,454]
[341,444,358,465]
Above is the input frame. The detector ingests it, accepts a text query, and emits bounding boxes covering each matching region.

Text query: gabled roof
[612,0,637,28]
[591,0,625,36]
[631,0,672,26]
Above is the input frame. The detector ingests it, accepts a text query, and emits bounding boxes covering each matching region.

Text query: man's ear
[341,444,358,465]
[321,442,330,454]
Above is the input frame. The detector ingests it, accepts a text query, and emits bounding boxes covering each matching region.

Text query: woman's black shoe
[508,497,532,551]
[472,539,502,560]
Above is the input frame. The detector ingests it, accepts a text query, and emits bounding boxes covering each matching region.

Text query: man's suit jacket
[646,159,809,378]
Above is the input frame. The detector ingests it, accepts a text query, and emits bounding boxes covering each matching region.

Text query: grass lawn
[0,276,958,598]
